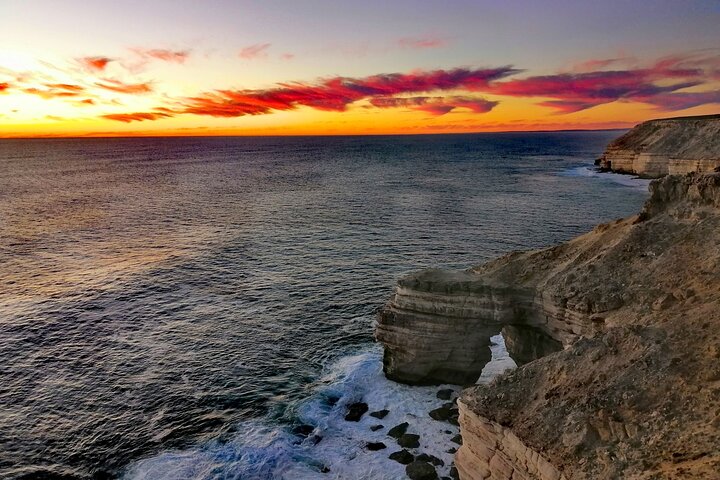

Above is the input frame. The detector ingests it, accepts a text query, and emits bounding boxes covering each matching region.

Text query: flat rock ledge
[595,114,720,178]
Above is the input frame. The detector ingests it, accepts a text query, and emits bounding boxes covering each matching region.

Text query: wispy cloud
[179,66,519,117]
[95,79,152,94]
[131,48,190,64]
[369,96,497,115]
[78,56,113,72]
[488,53,720,112]
[239,43,271,60]
[22,83,85,99]
[101,111,174,122]
[397,35,449,50]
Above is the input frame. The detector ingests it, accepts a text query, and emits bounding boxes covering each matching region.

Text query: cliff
[375,173,720,478]
[595,114,720,178]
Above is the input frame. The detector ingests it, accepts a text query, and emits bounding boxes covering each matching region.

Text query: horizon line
[0,127,630,140]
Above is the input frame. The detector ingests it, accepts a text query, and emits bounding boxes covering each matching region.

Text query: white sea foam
[124,336,514,480]
[561,165,652,191]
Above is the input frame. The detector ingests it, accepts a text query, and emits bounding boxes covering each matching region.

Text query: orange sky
[1,1,719,137]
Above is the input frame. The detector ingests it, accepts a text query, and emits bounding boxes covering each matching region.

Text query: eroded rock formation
[596,114,720,177]
[376,173,720,478]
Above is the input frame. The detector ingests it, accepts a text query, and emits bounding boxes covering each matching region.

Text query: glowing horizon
[1,0,719,137]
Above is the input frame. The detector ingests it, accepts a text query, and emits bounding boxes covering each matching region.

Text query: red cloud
[44,83,85,92]
[96,79,152,94]
[239,43,271,60]
[101,111,174,122]
[181,66,519,117]
[488,66,703,112]
[397,36,448,50]
[645,90,720,111]
[79,56,112,72]
[369,96,498,115]
[0,82,10,93]
[23,85,84,99]
[132,48,190,63]
[280,53,295,61]
[572,57,636,72]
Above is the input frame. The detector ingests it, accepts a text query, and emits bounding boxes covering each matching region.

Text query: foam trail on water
[561,165,652,191]
[124,336,514,480]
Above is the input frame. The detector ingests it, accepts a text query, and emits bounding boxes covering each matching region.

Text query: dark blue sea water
[0,133,649,479]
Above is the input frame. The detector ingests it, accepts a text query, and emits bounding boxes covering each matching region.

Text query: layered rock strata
[376,173,720,478]
[596,114,720,177]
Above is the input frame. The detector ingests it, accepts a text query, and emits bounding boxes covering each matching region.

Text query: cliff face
[596,114,720,178]
[375,173,720,478]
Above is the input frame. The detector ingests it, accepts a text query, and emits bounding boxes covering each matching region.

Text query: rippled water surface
[0,133,648,479]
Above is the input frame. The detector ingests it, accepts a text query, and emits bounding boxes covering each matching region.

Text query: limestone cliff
[596,114,720,178]
[376,173,720,478]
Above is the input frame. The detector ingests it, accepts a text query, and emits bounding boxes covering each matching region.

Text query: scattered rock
[416,453,444,466]
[320,465,330,473]
[450,434,462,445]
[370,424,383,432]
[292,424,314,437]
[436,389,453,400]
[446,447,456,454]
[449,466,459,479]
[326,395,340,407]
[366,442,387,451]
[406,460,439,480]
[389,449,414,465]
[387,422,409,438]
[344,402,368,422]
[369,409,389,419]
[397,433,420,448]
[429,406,452,421]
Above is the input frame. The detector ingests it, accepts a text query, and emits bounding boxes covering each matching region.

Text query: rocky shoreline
[595,114,720,178]
[375,169,720,478]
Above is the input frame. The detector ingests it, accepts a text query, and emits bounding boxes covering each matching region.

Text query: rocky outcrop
[376,173,720,478]
[456,399,566,480]
[596,114,720,177]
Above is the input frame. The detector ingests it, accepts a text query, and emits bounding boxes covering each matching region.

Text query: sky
[1,0,719,137]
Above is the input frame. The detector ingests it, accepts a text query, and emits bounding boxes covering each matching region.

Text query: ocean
[0,133,649,479]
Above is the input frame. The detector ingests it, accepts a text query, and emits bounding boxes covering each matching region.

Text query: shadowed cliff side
[596,114,720,178]
[376,173,720,478]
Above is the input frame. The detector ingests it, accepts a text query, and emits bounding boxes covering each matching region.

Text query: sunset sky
[1,0,719,137]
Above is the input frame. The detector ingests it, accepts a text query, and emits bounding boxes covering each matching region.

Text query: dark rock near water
[449,466,459,479]
[417,453,444,467]
[366,442,387,451]
[436,389,453,400]
[370,424,383,431]
[292,424,314,437]
[397,433,420,448]
[450,434,462,445]
[446,447,456,454]
[406,460,439,480]
[320,465,330,473]
[389,449,415,465]
[387,422,409,438]
[326,395,340,407]
[429,406,452,421]
[369,409,389,419]
[344,402,368,422]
